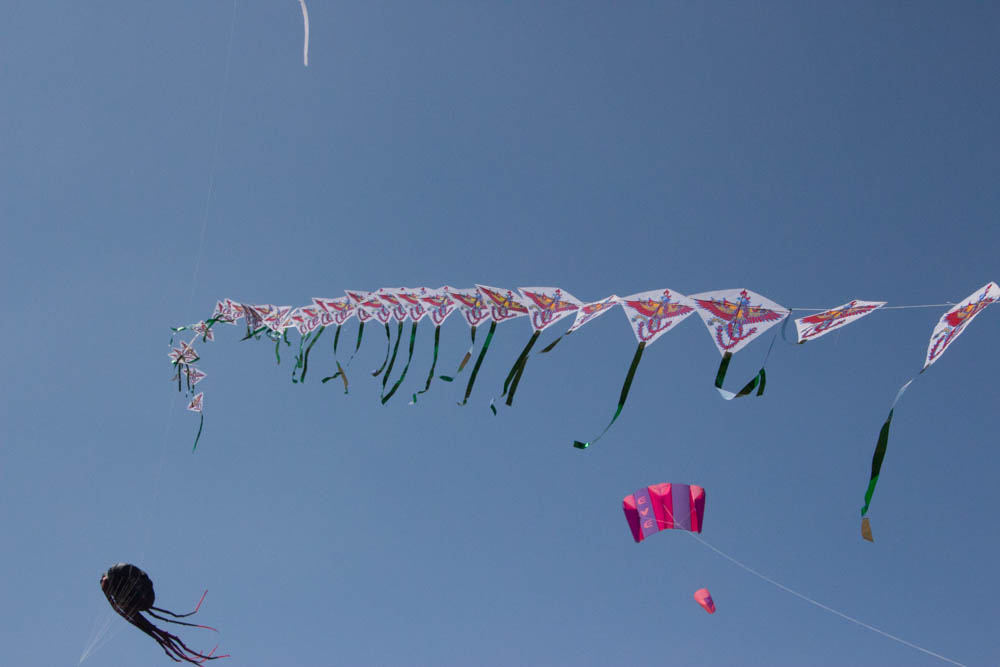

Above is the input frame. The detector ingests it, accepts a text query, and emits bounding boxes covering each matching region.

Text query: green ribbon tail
[380,322,405,391]
[344,321,365,367]
[714,352,733,388]
[241,326,267,341]
[382,322,419,404]
[321,360,350,393]
[573,342,645,449]
[861,411,894,516]
[299,326,325,383]
[333,324,342,355]
[860,379,914,517]
[503,331,541,407]
[274,337,282,364]
[413,325,442,400]
[372,323,393,377]
[440,326,476,382]
[714,352,767,400]
[502,331,540,397]
[191,412,204,453]
[540,331,570,354]
[292,331,310,383]
[459,321,496,406]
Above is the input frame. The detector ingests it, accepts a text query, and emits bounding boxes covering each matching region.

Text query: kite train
[169,283,996,533]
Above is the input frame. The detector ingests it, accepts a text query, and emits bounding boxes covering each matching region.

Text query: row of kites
[169,282,999,541]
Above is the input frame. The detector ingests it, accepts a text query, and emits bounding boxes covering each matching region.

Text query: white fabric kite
[794,300,886,343]
[690,289,788,400]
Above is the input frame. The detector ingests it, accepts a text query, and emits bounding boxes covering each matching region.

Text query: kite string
[99,11,239,654]
[683,531,968,667]
[188,0,238,308]
[108,0,240,648]
[789,302,957,311]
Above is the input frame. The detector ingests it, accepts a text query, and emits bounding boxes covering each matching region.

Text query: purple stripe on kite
[671,483,692,531]
[634,488,659,540]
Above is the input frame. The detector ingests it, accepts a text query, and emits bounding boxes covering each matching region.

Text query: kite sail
[690,289,788,400]
[574,289,694,449]
[497,287,582,408]
[923,282,999,370]
[861,281,998,529]
[623,482,705,542]
[539,294,620,354]
[694,588,716,614]
[187,392,204,452]
[210,299,244,326]
[794,300,885,343]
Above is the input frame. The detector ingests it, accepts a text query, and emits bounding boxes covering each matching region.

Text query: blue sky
[1,2,997,665]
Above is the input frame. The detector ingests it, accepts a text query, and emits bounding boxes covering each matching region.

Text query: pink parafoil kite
[694,588,715,614]
[623,483,705,542]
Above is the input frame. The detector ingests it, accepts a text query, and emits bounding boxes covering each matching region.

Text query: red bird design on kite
[694,289,784,350]
[479,286,528,321]
[395,289,429,320]
[927,290,996,365]
[522,289,579,329]
[419,293,455,326]
[798,300,880,340]
[623,291,693,342]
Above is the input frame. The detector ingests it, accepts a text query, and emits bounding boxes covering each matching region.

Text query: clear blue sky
[1,2,997,665]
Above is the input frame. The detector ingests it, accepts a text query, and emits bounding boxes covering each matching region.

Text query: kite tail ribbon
[861,379,914,521]
[371,323,393,377]
[321,325,351,393]
[347,321,365,366]
[458,321,496,406]
[191,413,204,453]
[292,330,311,383]
[382,322,419,404]
[713,331,778,400]
[573,341,645,449]
[539,331,571,354]
[298,325,325,383]
[411,325,442,404]
[241,326,267,341]
[440,326,476,382]
[781,310,800,345]
[714,352,766,400]
[380,322,405,392]
[500,331,541,407]
[273,331,289,364]
[861,517,874,542]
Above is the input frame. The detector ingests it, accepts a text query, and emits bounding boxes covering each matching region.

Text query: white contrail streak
[299,0,310,66]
